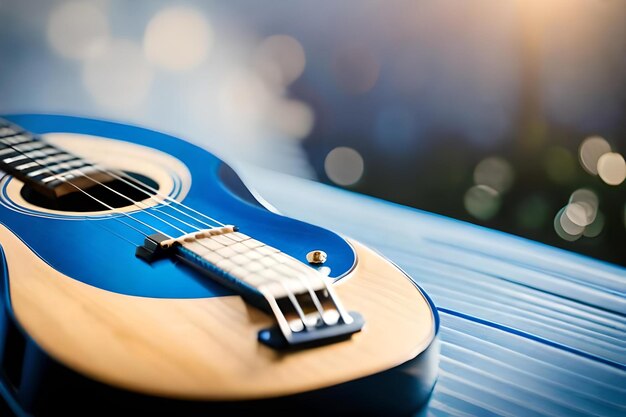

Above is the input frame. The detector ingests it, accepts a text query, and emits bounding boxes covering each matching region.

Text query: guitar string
[102,166,225,227]
[0,131,315,275]
[26,140,274,259]
[24,154,333,323]
[3,141,248,275]
[59,163,333,318]
[2,132,207,236]
[88,164,220,229]
[0,140,173,238]
[0,137,271,275]
[39,157,192,235]
[2,123,224,230]
[0,120,222,231]
[39,160,247,260]
[9,148,264,271]
[1,136,336,324]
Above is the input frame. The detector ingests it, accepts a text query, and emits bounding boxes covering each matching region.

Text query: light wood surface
[2,224,435,400]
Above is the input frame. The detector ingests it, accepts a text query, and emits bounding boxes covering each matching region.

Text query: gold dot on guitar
[306,250,327,264]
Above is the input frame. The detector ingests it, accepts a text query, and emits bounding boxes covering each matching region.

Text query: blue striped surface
[245,168,626,416]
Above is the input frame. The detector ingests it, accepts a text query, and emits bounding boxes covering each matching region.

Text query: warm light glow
[268,99,315,140]
[254,35,306,87]
[473,156,514,193]
[324,147,364,186]
[597,152,626,185]
[216,70,272,136]
[464,185,500,221]
[47,1,109,59]
[82,40,153,110]
[566,188,598,227]
[579,135,611,175]
[556,188,604,240]
[559,207,585,236]
[143,7,212,71]
[565,202,592,228]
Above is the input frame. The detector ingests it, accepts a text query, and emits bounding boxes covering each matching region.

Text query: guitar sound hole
[20,172,159,212]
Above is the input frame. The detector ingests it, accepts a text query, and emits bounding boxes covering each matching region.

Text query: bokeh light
[324,147,364,186]
[554,206,583,241]
[268,99,314,140]
[143,7,212,71]
[47,1,109,60]
[559,206,585,236]
[473,156,515,193]
[82,40,153,111]
[597,152,626,186]
[555,188,605,241]
[2,0,626,266]
[216,69,272,136]
[566,188,598,227]
[254,35,306,88]
[578,135,611,175]
[464,185,501,221]
[564,203,591,228]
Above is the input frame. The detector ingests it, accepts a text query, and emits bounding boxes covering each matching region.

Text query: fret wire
[0,127,23,137]
[11,141,47,153]
[188,234,327,300]
[15,153,77,171]
[41,165,100,183]
[0,134,32,146]
[27,159,87,178]
[4,147,61,164]
[0,147,17,156]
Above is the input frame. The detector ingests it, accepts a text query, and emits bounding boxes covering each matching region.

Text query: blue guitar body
[0,114,439,416]
[0,114,355,299]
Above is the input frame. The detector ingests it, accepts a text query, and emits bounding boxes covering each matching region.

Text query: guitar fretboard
[0,119,113,198]
[178,230,327,299]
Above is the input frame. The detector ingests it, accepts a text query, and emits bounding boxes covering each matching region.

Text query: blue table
[244,167,626,417]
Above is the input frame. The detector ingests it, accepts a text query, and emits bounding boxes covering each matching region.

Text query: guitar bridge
[257,286,364,350]
[135,226,365,350]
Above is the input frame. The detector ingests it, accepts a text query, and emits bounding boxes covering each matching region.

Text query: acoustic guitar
[0,114,439,416]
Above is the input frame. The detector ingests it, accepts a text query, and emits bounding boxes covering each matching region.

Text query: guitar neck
[0,118,113,198]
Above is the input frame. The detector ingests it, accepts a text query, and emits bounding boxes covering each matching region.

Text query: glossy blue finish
[0,114,356,299]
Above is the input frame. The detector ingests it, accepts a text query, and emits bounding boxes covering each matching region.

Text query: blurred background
[0,0,624,265]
